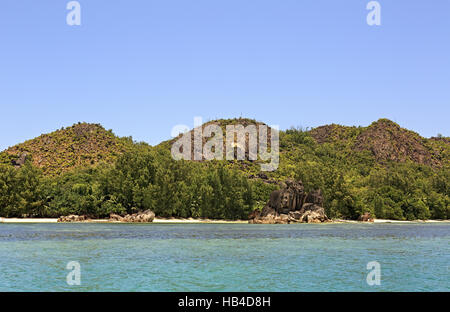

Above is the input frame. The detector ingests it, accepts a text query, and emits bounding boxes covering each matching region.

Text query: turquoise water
[0,223,448,291]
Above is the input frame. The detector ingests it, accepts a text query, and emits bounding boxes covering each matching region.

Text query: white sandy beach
[0,217,449,224]
[0,217,247,224]
[153,218,248,224]
[0,217,58,223]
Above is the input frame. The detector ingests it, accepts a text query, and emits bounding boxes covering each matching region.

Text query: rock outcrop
[58,210,156,223]
[358,212,374,222]
[57,215,89,222]
[249,179,329,224]
[12,152,29,167]
[109,214,124,222]
[109,210,155,223]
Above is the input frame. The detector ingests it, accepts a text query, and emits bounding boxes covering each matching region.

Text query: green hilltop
[0,122,135,175]
[0,118,448,220]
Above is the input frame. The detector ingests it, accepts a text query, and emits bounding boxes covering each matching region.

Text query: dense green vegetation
[274,125,449,220]
[0,145,275,219]
[0,123,134,175]
[0,119,448,220]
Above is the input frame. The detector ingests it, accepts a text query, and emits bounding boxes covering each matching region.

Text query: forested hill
[0,118,448,220]
[157,117,449,169]
[2,118,448,176]
[0,123,135,175]
[309,118,448,168]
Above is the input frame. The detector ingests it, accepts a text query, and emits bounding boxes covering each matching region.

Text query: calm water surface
[0,223,448,291]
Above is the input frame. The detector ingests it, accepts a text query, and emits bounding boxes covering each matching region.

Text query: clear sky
[0,0,449,150]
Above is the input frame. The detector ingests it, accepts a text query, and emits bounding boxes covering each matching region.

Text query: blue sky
[0,0,449,150]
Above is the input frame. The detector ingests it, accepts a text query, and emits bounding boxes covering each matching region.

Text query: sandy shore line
[0,217,247,224]
[334,219,450,224]
[0,218,58,223]
[374,219,450,223]
[153,218,248,224]
[0,217,449,224]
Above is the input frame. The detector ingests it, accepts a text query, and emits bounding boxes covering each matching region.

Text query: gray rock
[121,210,155,223]
[358,212,374,222]
[12,152,29,167]
[249,180,328,224]
[304,189,324,206]
[268,179,305,214]
[109,214,124,222]
[57,215,88,222]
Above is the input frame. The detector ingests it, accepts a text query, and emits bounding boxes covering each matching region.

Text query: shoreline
[0,217,449,224]
[0,217,248,224]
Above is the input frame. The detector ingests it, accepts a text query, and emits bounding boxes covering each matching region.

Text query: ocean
[0,223,448,291]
